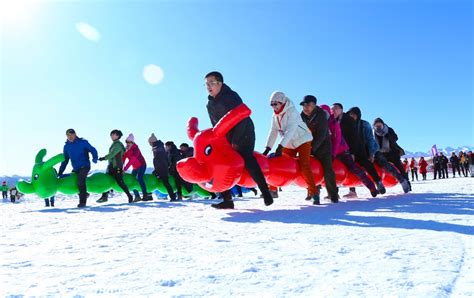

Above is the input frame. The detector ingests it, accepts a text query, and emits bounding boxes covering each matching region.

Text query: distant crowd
[402,151,473,181]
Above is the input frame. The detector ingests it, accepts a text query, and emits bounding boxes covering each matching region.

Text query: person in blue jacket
[348,107,410,195]
[58,128,98,208]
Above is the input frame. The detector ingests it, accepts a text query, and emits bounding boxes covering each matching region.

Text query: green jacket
[103,140,126,169]
[1,185,8,192]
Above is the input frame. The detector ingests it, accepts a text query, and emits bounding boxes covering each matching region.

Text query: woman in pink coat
[123,134,151,201]
[320,104,377,197]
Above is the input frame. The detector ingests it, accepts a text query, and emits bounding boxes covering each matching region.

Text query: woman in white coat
[263,91,320,204]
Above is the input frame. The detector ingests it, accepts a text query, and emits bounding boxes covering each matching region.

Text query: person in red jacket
[418,156,428,180]
[123,133,151,202]
[410,157,419,181]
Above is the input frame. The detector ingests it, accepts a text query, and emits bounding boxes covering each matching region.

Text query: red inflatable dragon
[177,104,398,193]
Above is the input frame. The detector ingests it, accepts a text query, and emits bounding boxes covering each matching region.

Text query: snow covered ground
[1,175,473,297]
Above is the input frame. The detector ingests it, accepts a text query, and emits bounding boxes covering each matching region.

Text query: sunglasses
[204,81,220,88]
[270,102,282,107]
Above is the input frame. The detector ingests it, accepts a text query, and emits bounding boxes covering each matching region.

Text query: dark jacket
[207,84,255,146]
[300,106,331,156]
[58,138,98,175]
[151,140,169,177]
[180,147,194,158]
[167,144,182,175]
[450,155,460,167]
[374,125,404,160]
[339,113,365,157]
[440,155,448,168]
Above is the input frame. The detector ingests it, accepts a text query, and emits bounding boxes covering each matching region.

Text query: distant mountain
[403,145,473,158]
[0,175,30,188]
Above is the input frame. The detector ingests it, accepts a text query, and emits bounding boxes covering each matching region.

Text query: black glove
[98,157,105,161]
[274,144,283,157]
[262,147,271,156]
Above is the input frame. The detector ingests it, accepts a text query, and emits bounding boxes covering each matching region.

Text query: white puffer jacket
[265,92,313,150]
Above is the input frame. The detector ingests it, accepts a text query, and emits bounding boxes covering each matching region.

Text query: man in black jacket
[450,152,461,177]
[332,103,385,197]
[179,143,194,159]
[300,95,339,203]
[149,133,176,201]
[205,71,273,209]
[439,152,449,178]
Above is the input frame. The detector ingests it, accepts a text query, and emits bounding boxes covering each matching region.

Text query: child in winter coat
[123,134,150,202]
[263,91,318,204]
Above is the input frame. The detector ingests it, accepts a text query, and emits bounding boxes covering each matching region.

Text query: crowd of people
[4,71,473,209]
[54,128,198,208]
[1,181,22,203]
[403,151,473,181]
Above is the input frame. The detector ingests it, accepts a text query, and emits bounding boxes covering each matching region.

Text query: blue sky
[1,0,472,175]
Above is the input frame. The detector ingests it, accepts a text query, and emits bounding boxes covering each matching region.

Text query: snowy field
[1,176,473,297]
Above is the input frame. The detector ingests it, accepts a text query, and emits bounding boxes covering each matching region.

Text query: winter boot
[133,195,142,203]
[376,181,386,195]
[370,189,378,198]
[262,191,274,206]
[127,194,134,203]
[96,194,108,203]
[211,200,235,209]
[250,188,258,196]
[400,179,410,193]
[330,195,340,203]
[343,190,358,199]
[312,194,321,205]
[142,193,153,201]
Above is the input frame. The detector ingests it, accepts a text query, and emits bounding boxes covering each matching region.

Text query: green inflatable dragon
[16,149,210,199]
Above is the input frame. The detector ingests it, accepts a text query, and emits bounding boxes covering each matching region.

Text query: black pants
[157,173,176,200]
[171,172,192,197]
[74,166,90,205]
[103,167,132,199]
[422,173,427,180]
[384,154,409,182]
[222,142,271,202]
[374,152,405,183]
[355,155,382,183]
[452,165,461,177]
[2,191,7,199]
[434,166,440,179]
[442,166,448,178]
[411,168,418,181]
[10,195,16,203]
[314,151,338,199]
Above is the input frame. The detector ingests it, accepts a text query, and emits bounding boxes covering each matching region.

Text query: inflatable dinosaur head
[177,104,251,192]
[16,149,64,198]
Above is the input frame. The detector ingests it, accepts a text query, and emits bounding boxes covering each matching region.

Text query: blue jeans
[132,166,147,198]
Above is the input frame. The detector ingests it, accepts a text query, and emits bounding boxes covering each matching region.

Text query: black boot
[261,190,274,206]
[96,193,108,203]
[211,200,235,209]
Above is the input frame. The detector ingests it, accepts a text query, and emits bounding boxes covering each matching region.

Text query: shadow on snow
[223,192,474,236]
